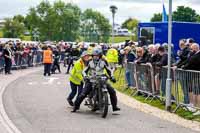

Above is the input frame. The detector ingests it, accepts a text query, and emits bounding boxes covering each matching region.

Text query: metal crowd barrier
[12,52,28,69]
[0,53,4,73]
[125,62,136,88]
[172,68,200,112]
[133,63,156,101]
[126,63,200,112]
[0,50,43,74]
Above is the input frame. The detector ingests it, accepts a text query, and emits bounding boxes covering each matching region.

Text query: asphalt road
[2,69,198,133]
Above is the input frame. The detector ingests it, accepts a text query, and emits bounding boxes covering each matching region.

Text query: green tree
[3,18,25,38]
[122,18,132,29]
[25,0,81,41]
[127,19,139,30]
[122,18,139,30]
[150,6,199,22]
[150,13,162,22]
[52,1,81,41]
[173,6,199,22]
[81,9,111,43]
[13,15,25,23]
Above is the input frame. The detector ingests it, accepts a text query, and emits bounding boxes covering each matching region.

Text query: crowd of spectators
[119,38,200,115]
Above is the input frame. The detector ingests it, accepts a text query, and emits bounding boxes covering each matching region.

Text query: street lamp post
[110,5,118,45]
[166,0,172,111]
[32,28,40,41]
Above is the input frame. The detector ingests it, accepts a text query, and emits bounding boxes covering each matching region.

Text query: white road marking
[28,82,37,85]
[43,77,59,85]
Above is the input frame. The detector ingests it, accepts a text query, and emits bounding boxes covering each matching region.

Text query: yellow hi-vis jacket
[69,58,85,85]
[106,48,118,63]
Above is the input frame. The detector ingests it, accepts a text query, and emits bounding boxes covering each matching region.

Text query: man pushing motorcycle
[72,47,121,113]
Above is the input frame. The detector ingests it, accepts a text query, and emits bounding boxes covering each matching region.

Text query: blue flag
[162,3,168,22]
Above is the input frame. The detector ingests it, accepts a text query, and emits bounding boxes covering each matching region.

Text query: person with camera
[72,48,120,113]
[51,46,61,74]
[66,45,80,74]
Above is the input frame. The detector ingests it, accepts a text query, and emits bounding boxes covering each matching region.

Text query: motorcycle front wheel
[100,92,109,118]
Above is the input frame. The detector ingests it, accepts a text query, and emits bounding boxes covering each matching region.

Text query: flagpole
[166,0,172,111]
[161,0,164,22]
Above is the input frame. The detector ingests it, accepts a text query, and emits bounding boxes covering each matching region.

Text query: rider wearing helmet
[67,51,91,106]
[72,47,120,112]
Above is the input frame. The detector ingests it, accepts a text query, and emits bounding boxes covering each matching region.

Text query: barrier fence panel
[0,54,4,73]
[127,63,200,112]
[36,50,43,65]
[134,63,155,100]
[125,62,136,88]
[173,68,200,112]
[0,50,43,74]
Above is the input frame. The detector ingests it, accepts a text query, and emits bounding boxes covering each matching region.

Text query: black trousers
[44,63,52,76]
[74,81,118,109]
[51,61,61,73]
[5,59,12,74]
[67,81,83,101]
[67,58,74,73]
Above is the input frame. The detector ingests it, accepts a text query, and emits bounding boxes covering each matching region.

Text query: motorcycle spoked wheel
[99,92,109,118]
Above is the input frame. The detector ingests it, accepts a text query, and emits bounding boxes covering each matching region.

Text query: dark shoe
[67,99,74,106]
[71,106,79,113]
[113,107,121,112]
[91,106,99,112]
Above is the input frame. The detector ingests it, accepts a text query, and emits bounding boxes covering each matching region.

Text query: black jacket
[176,47,190,68]
[147,53,161,64]
[3,48,12,61]
[155,53,168,67]
[136,51,149,64]
[182,51,200,71]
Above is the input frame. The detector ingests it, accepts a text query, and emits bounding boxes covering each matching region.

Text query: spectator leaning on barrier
[154,46,168,95]
[174,39,190,68]
[135,47,148,64]
[182,43,200,71]
[147,44,159,64]
[156,46,168,67]
[43,45,53,76]
[3,44,13,74]
[182,43,200,114]
[124,46,136,89]
[172,39,191,106]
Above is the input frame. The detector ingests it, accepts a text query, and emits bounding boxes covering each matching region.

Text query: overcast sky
[0,0,200,24]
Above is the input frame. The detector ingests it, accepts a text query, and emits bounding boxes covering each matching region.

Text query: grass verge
[0,30,3,38]
[109,36,132,43]
[112,67,200,122]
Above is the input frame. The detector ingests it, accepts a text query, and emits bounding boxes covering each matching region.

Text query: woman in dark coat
[3,44,12,74]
